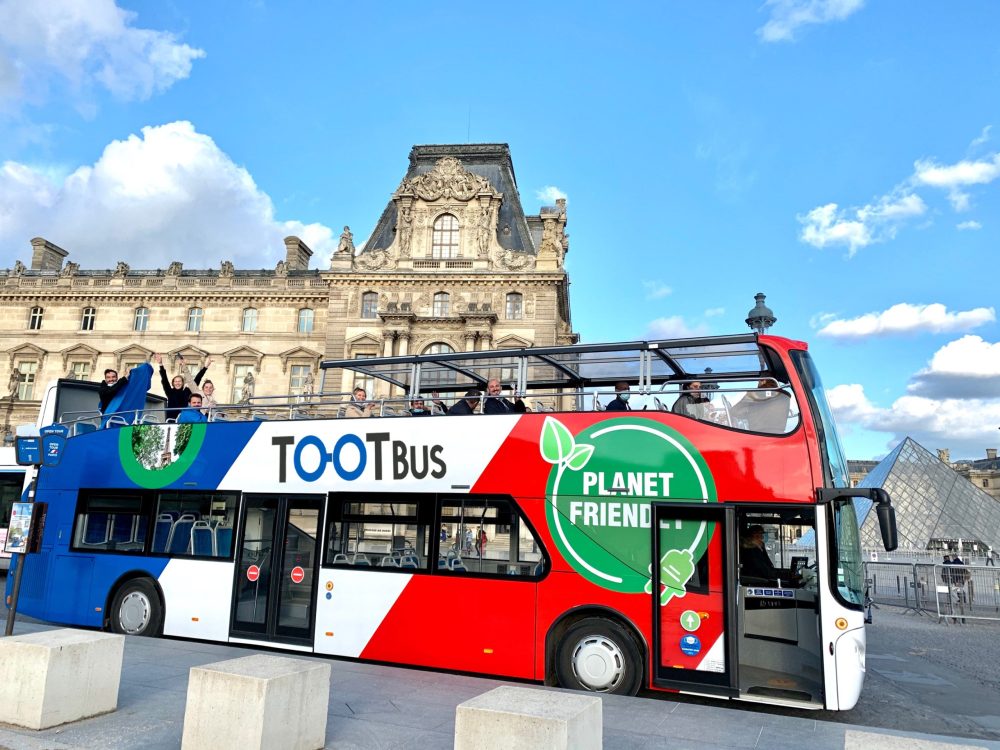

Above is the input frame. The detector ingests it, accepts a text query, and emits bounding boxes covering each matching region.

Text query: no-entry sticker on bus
[290,566,305,584]
[246,564,260,582]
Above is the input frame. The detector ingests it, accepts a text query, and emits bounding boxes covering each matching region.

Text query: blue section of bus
[8,419,261,628]
[37,420,261,493]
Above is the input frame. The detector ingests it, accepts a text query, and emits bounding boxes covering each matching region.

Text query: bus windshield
[790,350,849,489]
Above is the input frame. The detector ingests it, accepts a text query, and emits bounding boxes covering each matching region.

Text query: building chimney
[937,449,951,464]
[987,448,997,460]
[30,237,69,272]
[283,236,313,271]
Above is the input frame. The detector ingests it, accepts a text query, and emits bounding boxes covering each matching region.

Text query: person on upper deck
[730,378,791,433]
[448,390,481,415]
[483,378,526,415]
[409,398,432,416]
[177,393,208,423]
[671,381,710,419]
[345,387,377,418]
[98,368,129,414]
[156,354,210,420]
[605,382,633,412]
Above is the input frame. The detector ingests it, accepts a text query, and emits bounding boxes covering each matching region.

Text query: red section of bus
[358,573,537,678]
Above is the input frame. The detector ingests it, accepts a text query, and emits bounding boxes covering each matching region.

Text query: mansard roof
[362,143,537,256]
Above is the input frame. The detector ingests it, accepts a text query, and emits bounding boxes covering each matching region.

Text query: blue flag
[101,363,153,428]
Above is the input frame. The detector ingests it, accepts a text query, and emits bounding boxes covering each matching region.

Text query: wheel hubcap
[571,635,625,691]
[118,591,151,634]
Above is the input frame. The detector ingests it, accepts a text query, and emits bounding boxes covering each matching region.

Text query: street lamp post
[746,292,777,334]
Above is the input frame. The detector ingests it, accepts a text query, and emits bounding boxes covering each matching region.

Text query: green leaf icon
[565,443,594,471]
[540,416,575,464]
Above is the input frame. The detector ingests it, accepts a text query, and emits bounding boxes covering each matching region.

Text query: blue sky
[1,1,998,460]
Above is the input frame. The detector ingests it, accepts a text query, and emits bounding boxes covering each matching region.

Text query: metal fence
[864,561,1000,622]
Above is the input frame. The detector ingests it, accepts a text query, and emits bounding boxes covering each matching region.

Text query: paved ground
[0,608,998,750]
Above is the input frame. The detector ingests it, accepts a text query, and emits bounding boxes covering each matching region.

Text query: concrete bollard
[455,686,602,750]
[181,654,330,750]
[0,628,125,730]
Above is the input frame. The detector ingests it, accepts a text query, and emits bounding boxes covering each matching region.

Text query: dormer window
[432,214,459,259]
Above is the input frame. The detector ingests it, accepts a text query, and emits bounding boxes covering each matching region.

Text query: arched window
[432,292,450,317]
[27,306,43,330]
[422,342,456,388]
[297,308,314,333]
[361,292,378,319]
[431,214,460,259]
[186,307,203,333]
[505,293,523,320]
[242,307,258,333]
[134,307,150,332]
[80,306,96,331]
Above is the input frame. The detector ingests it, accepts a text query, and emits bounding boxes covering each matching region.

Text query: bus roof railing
[317,333,779,395]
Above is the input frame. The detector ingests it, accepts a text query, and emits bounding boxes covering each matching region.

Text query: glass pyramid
[857,437,1000,551]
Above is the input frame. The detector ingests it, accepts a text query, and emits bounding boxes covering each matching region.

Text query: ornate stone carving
[394,157,497,202]
[60,261,79,277]
[275,260,288,277]
[113,261,130,277]
[166,261,183,276]
[354,248,397,271]
[491,248,536,271]
[12,260,26,276]
[220,260,235,277]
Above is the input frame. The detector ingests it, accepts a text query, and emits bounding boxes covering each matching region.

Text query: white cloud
[757,0,865,43]
[646,316,709,339]
[0,120,336,269]
[0,0,204,109]
[970,126,992,150]
[913,153,1000,211]
[817,303,995,339]
[535,185,568,205]
[642,281,672,300]
[828,382,1000,459]
[908,336,1000,399]
[957,220,982,231]
[704,307,726,318]
[798,192,926,255]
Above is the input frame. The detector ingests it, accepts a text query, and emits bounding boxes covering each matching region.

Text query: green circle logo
[542,416,717,596]
[118,423,207,489]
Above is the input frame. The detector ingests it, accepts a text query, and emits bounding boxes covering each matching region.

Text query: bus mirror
[874,491,897,552]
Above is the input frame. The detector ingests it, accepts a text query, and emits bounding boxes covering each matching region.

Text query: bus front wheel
[110,579,163,636]
[555,617,642,696]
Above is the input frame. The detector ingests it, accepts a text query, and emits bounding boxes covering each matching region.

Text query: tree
[131,425,165,469]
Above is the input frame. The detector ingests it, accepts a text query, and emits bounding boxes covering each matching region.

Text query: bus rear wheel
[110,579,163,636]
[555,617,643,696]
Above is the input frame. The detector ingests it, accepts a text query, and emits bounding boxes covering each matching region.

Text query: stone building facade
[0,143,577,439]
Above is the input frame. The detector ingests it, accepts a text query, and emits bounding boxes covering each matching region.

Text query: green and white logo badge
[541,416,717,603]
[119,423,206,489]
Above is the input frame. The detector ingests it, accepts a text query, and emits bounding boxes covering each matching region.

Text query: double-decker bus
[5,334,896,710]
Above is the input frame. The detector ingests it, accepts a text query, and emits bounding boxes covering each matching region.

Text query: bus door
[735,507,822,706]
[651,503,737,697]
[231,494,324,646]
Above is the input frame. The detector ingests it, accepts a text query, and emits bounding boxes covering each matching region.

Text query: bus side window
[324,497,432,571]
[152,491,238,559]
[438,495,545,578]
[72,493,147,553]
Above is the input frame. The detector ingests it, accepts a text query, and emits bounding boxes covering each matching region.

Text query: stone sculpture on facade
[220,261,235,278]
[394,157,497,202]
[336,226,355,255]
[166,261,183,276]
[113,261,130,278]
[60,261,79,277]
[398,207,413,257]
